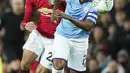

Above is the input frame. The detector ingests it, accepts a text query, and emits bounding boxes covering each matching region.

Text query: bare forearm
[53,0,62,12]
[65,15,93,31]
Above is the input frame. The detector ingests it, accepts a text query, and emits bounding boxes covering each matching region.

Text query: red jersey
[22,0,66,38]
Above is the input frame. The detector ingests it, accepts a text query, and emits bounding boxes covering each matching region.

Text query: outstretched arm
[55,9,98,31]
[64,15,94,31]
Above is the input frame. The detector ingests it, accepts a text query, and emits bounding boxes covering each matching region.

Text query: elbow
[84,25,93,31]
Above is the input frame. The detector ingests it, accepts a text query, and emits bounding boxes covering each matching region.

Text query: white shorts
[52,33,88,72]
[23,30,53,69]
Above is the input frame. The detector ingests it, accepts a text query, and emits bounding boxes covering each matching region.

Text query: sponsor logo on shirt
[38,8,53,16]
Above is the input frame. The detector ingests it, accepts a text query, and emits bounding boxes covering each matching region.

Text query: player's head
[10,0,24,15]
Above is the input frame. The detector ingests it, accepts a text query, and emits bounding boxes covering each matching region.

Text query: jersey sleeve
[86,10,98,24]
[21,0,34,28]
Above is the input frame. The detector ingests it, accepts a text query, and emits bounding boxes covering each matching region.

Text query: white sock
[52,68,64,73]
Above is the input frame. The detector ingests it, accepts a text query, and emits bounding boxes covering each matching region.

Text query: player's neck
[79,0,88,4]
[12,10,23,16]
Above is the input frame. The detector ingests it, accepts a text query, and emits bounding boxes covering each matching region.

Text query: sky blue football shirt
[56,0,98,38]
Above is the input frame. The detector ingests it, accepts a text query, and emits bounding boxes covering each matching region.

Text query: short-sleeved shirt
[22,0,66,38]
[56,0,98,38]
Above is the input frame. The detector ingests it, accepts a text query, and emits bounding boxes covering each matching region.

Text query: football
[92,0,114,13]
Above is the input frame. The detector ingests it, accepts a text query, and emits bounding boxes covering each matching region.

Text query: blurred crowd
[0,0,130,73]
[86,0,130,73]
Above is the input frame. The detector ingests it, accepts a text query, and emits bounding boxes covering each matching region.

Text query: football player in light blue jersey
[51,0,98,73]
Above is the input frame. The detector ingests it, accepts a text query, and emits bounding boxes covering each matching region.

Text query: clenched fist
[25,22,37,32]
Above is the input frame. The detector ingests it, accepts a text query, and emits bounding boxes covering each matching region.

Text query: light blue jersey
[56,0,98,38]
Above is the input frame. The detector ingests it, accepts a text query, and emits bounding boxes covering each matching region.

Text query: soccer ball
[92,0,114,13]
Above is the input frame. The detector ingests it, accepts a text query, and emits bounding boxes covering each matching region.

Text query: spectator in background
[117,49,130,72]
[100,13,112,29]
[110,12,128,59]
[108,24,117,44]
[122,19,130,51]
[111,0,127,22]
[115,19,130,54]
[100,12,112,37]
[124,0,130,16]
[107,24,118,59]
[0,0,25,72]
[88,26,109,58]
[0,0,10,19]
[87,59,101,73]
[115,11,126,28]
[102,60,125,73]
[96,50,111,70]
[114,0,126,11]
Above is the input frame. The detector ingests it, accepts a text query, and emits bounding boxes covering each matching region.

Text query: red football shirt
[22,0,66,38]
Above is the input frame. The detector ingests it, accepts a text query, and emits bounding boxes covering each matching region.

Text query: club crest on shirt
[84,7,89,13]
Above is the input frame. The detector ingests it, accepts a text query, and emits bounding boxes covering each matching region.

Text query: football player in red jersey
[19,0,66,73]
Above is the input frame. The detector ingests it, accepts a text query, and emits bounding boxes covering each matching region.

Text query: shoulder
[1,12,12,20]
[26,0,34,5]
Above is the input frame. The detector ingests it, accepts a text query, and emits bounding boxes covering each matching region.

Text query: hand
[10,60,20,71]
[25,21,37,32]
[51,12,58,23]
[55,9,67,19]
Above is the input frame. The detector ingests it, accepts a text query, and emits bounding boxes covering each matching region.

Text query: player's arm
[53,0,62,12]
[51,0,62,23]
[55,9,98,31]
[21,0,37,32]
